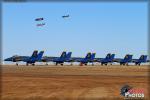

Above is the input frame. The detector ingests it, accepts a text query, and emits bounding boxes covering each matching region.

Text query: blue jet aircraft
[41,51,72,65]
[72,52,92,66]
[64,52,96,66]
[25,51,44,66]
[95,53,115,65]
[4,50,44,66]
[114,54,133,65]
[54,52,72,65]
[132,55,148,65]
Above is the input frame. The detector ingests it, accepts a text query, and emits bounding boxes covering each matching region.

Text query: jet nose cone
[4,58,10,61]
[4,57,12,61]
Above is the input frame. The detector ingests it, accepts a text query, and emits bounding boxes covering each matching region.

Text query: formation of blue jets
[4,50,149,66]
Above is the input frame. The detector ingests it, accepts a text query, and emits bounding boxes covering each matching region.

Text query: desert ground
[1,65,150,100]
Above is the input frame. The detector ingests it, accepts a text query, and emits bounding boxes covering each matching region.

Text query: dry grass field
[1,65,150,100]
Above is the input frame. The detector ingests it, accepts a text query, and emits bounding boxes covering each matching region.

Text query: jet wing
[147,59,150,62]
[131,59,150,63]
[64,58,73,62]
[113,58,122,62]
[21,56,31,61]
[41,56,58,62]
[70,57,85,62]
[131,59,138,62]
[94,58,104,62]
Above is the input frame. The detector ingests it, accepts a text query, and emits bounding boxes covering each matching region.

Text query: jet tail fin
[66,52,72,59]
[60,51,67,58]
[124,54,133,60]
[139,55,147,61]
[31,50,38,58]
[106,53,111,59]
[85,52,91,59]
[37,51,44,60]
[90,53,96,60]
[111,54,115,60]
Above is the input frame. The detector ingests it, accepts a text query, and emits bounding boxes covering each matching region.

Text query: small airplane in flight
[114,54,133,65]
[35,17,45,27]
[132,55,148,65]
[62,15,69,18]
[35,18,44,21]
[36,23,45,27]
[95,53,115,65]
[4,50,44,66]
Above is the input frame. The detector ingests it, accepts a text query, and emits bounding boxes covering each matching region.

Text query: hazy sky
[2,2,148,59]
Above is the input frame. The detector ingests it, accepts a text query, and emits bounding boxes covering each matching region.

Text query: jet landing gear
[120,63,128,66]
[80,63,83,66]
[16,63,18,66]
[101,63,107,66]
[92,63,94,66]
[45,62,48,65]
[26,63,35,66]
[135,63,140,66]
[120,63,123,65]
[55,63,58,66]
[70,62,73,66]
[56,62,63,66]
[79,63,87,66]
